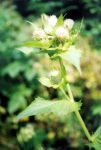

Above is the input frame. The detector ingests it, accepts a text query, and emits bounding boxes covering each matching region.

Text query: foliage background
[0,0,101,149]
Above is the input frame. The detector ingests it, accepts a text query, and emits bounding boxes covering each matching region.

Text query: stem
[75,111,92,141]
[59,87,70,100]
[59,57,67,82]
[59,58,93,142]
[67,84,92,141]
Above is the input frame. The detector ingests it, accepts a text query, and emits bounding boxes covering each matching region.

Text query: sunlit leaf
[16,97,81,120]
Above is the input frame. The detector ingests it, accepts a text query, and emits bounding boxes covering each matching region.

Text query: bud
[48,15,57,27]
[64,19,74,30]
[44,25,53,34]
[55,26,69,40]
[33,29,46,39]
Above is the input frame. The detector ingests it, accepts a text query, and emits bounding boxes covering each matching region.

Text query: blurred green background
[0,0,101,149]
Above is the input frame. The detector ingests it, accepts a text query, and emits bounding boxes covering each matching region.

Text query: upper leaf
[22,40,51,49]
[60,46,81,74]
[56,14,64,26]
[16,97,81,120]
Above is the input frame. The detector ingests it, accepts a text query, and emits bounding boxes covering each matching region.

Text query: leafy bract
[16,97,81,120]
[91,126,101,150]
[39,76,63,89]
[39,77,52,88]
[60,46,81,74]
[56,14,64,26]
[22,40,51,49]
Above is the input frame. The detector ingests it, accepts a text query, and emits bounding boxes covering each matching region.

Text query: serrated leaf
[22,40,51,49]
[16,97,81,120]
[60,46,81,74]
[91,126,101,150]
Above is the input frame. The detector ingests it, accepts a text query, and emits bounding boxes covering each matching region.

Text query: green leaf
[16,97,81,120]
[8,85,32,113]
[2,61,24,78]
[92,105,101,116]
[60,46,81,74]
[22,40,51,49]
[8,96,27,113]
[91,126,101,150]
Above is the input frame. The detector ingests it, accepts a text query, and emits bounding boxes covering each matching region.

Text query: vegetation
[0,1,101,150]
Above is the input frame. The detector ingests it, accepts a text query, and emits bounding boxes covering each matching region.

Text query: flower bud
[55,26,69,40]
[64,19,74,30]
[49,70,61,86]
[33,29,46,39]
[48,15,57,27]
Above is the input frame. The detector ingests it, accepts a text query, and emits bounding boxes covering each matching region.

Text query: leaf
[8,96,27,113]
[60,46,81,74]
[22,40,51,49]
[39,75,63,89]
[91,126,101,150]
[8,85,32,113]
[2,61,24,78]
[92,105,101,116]
[39,77,52,87]
[16,97,81,120]
[56,14,64,26]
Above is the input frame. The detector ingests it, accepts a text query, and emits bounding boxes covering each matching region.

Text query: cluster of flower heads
[32,14,74,42]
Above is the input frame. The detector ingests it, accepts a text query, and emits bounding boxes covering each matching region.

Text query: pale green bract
[39,77,63,88]
[16,97,81,120]
[39,77,52,87]
[60,46,81,74]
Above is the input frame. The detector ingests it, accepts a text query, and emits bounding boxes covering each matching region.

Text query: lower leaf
[16,97,81,120]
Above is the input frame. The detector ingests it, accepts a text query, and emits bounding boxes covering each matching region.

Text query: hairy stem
[67,84,92,141]
[59,57,93,142]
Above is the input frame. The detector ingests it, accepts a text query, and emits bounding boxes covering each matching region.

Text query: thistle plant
[17,14,101,150]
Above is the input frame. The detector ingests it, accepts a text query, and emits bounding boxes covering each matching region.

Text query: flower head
[31,14,76,52]
[55,26,69,40]
[48,15,57,27]
[64,19,74,30]
[44,15,57,34]
[33,29,46,39]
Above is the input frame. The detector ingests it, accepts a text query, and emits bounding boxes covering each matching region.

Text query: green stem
[59,58,93,142]
[59,57,67,82]
[59,87,70,101]
[67,83,92,141]
[75,111,92,141]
